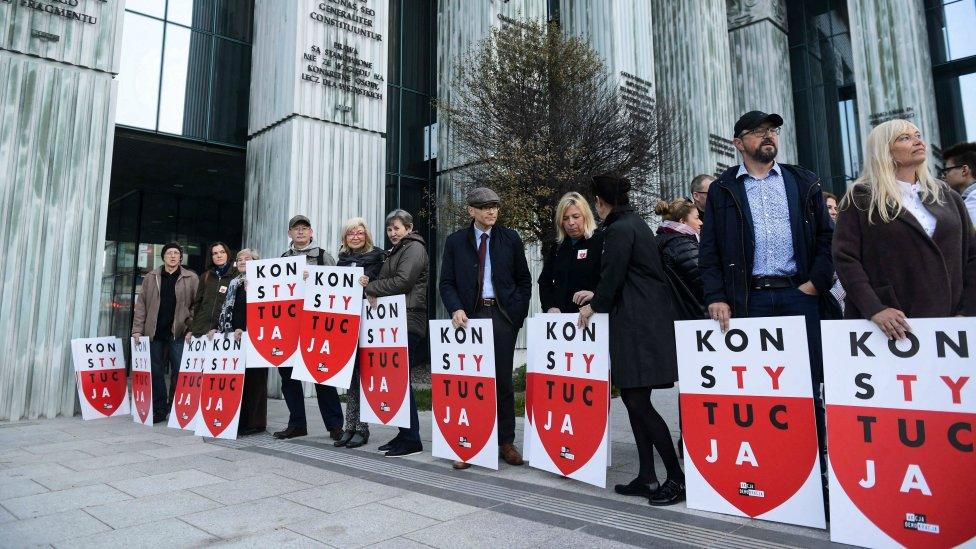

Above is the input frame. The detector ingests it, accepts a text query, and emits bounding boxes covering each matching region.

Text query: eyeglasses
[345,230,366,237]
[940,165,965,178]
[740,126,782,139]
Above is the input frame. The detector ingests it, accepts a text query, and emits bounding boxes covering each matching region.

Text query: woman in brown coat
[833,119,976,340]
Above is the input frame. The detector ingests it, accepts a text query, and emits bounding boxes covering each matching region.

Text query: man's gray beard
[753,145,778,164]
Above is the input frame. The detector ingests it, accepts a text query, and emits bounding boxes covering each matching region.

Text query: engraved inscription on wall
[301,0,384,103]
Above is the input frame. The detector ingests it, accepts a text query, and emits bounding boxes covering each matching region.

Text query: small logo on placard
[904,513,940,534]
[458,436,472,448]
[559,446,575,460]
[738,481,765,498]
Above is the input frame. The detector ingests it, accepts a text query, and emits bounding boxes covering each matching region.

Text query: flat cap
[466,187,500,207]
[288,214,311,228]
[733,110,784,138]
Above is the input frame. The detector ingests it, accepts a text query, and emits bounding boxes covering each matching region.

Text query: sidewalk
[0,390,835,548]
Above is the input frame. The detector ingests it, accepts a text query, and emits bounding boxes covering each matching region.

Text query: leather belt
[479,298,497,307]
[751,275,798,290]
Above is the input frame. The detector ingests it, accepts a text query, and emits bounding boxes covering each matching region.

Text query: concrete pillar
[0,0,123,420]
[726,0,797,163]
[847,0,942,159]
[651,0,737,198]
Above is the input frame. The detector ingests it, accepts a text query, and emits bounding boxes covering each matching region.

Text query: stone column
[847,0,941,158]
[244,0,389,396]
[0,0,123,420]
[727,0,797,163]
[651,0,737,198]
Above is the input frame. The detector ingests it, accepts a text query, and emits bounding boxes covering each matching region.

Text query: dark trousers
[239,368,268,433]
[747,286,828,491]
[277,367,343,430]
[473,305,517,445]
[149,338,183,416]
[396,331,425,443]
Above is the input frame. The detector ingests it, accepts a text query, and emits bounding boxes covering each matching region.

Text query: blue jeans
[747,286,827,492]
[397,332,424,443]
[149,338,183,416]
[277,367,344,430]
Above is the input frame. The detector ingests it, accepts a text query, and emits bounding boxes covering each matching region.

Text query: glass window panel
[168,0,215,31]
[117,12,164,129]
[962,72,976,141]
[158,25,213,139]
[209,38,252,144]
[125,0,165,18]
[216,0,254,42]
[399,90,431,178]
[387,0,401,86]
[386,85,400,173]
[943,0,976,61]
[400,0,430,93]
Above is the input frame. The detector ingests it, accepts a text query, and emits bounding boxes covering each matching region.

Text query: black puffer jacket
[655,226,703,300]
[337,247,385,280]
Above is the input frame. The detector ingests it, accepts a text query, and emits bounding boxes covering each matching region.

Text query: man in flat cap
[439,187,532,469]
[698,111,834,499]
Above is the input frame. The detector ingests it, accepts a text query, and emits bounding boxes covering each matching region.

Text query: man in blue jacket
[439,187,532,469]
[699,110,834,496]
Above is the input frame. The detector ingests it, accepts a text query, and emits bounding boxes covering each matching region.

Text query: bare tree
[438,17,679,256]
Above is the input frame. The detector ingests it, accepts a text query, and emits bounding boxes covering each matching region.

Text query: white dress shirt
[897,180,936,237]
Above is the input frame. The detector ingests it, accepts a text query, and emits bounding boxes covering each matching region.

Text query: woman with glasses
[834,119,976,339]
[538,192,604,313]
[334,218,386,449]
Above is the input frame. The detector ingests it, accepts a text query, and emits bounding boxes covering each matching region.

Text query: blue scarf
[213,263,231,279]
[217,273,245,333]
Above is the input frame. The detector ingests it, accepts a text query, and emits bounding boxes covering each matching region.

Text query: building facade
[1,0,974,419]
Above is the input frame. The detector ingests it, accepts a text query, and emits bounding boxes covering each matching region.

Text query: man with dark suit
[439,187,532,469]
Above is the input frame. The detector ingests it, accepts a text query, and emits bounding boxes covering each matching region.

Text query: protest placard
[70,337,130,420]
[130,336,152,426]
[822,318,976,548]
[675,317,826,528]
[358,295,410,428]
[246,256,305,368]
[295,266,364,387]
[430,319,498,469]
[195,333,246,439]
[168,337,206,430]
[526,314,610,487]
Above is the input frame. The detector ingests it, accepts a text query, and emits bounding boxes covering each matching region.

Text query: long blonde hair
[844,119,942,223]
[338,217,376,254]
[554,192,597,243]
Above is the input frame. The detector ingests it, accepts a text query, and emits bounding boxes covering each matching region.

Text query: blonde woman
[334,218,385,449]
[834,119,976,340]
[537,192,604,313]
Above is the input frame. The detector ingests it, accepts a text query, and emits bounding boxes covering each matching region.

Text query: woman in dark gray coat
[577,174,683,506]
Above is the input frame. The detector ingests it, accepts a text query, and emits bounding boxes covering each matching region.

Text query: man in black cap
[273,214,345,441]
[698,110,833,498]
[439,187,532,469]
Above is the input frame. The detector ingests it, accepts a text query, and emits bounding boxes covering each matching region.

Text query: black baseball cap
[288,214,311,228]
[160,242,183,259]
[733,111,784,138]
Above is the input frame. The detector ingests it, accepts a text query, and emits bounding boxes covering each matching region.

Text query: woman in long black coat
[577,174,684,506]
[538,192,604,313]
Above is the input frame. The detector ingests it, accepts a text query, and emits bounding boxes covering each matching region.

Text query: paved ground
[0,389,835,548]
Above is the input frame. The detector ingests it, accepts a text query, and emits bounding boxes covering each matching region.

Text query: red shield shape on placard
[299,311,360,383]
[681,394,819,517]
[432,373,497,462]
[828,405,976,548]
[131,371,152,423]
[172,371,202,428]
[247,299,301,366]
[78,369,127,416]
[359,347,408,424]
[524,372,538,426]
[531,374,609,476]
[199,374,244,437]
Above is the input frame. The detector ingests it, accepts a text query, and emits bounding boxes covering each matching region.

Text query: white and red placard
[246,256,305,369]
[822,318,976,548]
[195,333,247,440]
[675,317,826,529]
[130,336,152,426]
[526,314,610,487]
[295,266,364,387]
[168,337,206,431]
[522,319,539,463]
[358,295,410,428]
[70,337,130,420]
[430,319,498,470]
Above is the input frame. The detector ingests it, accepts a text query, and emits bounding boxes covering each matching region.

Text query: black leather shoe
[345,432,369,449]
[648,478,686,506]
[334,430,355,447]
[378,436,402,452]
[273,426,308,439]
[328,427,344,441]
[385,440,423,457]
[614,478,659,497]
